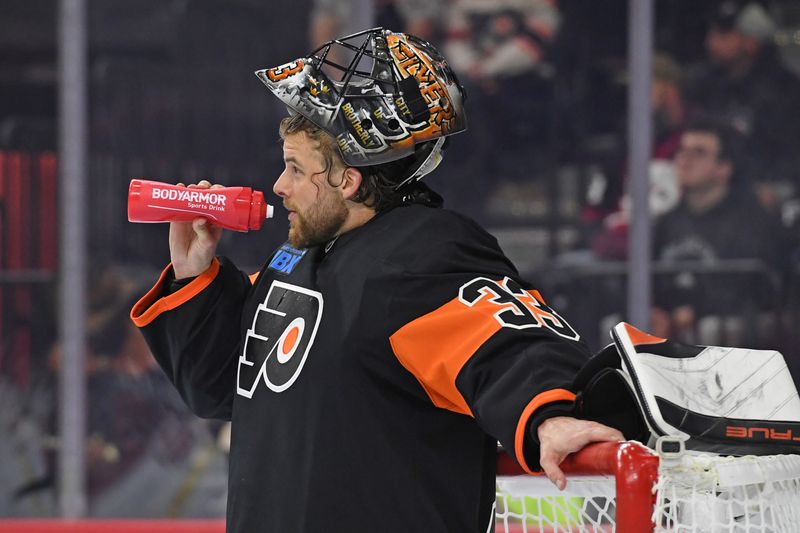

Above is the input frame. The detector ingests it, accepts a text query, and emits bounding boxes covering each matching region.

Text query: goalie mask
[255,28,467,185]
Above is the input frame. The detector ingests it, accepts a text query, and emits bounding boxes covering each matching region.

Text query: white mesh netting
[495,444,800,533]
[654,452,800,532]
[495,475,616,533]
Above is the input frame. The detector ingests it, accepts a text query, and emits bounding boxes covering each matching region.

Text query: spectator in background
[440,0,562,216]
[588,54,685,261]
[651,120,790,346]
[442,0,560,84]
[683,0,800,210]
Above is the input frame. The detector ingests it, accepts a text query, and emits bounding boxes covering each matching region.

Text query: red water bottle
[127,179,274,232]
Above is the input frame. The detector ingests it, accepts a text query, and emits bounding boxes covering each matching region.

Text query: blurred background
[2,0,800,519]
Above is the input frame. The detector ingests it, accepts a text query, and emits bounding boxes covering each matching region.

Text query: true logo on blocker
[237,281,323,396]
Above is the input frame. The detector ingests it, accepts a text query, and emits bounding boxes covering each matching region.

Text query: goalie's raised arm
[537,416,624,490]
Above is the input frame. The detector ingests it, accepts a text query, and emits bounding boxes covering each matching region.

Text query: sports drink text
[151,188,228,211]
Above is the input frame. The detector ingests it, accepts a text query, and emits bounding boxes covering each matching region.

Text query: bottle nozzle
[266,204,274,219]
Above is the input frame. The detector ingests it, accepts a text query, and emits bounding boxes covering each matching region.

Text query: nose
[273,169,289,199]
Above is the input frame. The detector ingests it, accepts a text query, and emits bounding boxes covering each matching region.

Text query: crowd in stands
[578,1,800,347]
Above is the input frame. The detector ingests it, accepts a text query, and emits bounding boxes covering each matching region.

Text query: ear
[339,167,364,201]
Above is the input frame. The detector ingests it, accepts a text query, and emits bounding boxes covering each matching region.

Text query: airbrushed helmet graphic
[255,27,467,188]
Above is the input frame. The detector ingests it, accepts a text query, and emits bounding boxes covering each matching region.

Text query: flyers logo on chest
[237,281,324,396]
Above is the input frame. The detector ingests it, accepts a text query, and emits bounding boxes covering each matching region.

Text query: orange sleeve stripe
[623,323,667,346]
[130,259,220,328]
[513,388,577,474]
[389,296,504,417]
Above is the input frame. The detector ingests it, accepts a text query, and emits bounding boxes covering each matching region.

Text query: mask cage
[309,27,400,100]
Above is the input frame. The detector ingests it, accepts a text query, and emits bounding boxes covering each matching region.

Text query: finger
[196,180,212,188]
[585,423,625,443]
[192,217,209,236]
[193,218,222,246]
[210,183,224,189]
[176,182,185,187]
[540,454,567,491]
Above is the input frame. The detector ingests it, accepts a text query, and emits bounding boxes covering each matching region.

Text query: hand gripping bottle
[127,179,274,232]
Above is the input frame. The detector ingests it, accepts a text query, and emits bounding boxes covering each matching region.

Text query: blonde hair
[279,114,343,184]
[278,114,416,212]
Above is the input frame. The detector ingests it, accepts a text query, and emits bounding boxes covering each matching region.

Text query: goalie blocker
[575,322,800,455]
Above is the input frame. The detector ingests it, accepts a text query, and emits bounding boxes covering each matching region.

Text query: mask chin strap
[392,136,446,191]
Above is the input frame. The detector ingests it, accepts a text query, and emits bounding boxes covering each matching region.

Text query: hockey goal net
[495,438,800,533]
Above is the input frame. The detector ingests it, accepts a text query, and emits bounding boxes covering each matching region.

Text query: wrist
[172,259,213,280]
[528,402,576,444]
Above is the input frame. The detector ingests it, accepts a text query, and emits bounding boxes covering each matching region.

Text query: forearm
[131,257,249,419]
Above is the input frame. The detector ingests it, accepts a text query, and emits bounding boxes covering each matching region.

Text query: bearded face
[275,132,350,249]
[286,182,348,249]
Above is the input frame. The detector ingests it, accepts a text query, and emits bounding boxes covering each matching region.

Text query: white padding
[613,323,800,438]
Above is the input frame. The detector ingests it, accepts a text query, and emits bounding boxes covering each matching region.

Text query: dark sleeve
[129,257,251,420]
[386,223,590,474]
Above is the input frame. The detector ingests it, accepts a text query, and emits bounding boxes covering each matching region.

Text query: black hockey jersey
[131,204,591,533]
